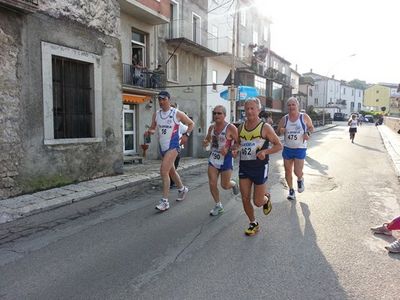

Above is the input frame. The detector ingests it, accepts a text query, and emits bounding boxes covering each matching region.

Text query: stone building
[0,0,122,199]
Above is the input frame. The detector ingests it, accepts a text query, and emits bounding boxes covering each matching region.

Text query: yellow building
[364,84,391,111]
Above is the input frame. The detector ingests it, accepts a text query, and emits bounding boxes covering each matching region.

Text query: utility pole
[229,0,239,122]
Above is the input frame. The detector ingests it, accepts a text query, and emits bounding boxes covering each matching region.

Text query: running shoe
[232,180,240,195]
[287,188,296,201]
[371,223,392,236]
[176,186,189,201]
[385,240,400,253]
[263,193,272,215]
[245,222,260,236]
[297,178,305,193]
[155,199,169,211]
[210,204,224,216]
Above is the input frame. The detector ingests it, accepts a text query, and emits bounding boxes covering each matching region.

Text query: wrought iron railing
[166,19,218,51]
[122,63,165,89]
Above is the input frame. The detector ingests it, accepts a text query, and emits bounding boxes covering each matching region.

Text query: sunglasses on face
[213,112,223,115]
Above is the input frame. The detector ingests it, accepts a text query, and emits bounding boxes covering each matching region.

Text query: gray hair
[244,98,262,109]
[287,97,299,106]
[213,105,226,115]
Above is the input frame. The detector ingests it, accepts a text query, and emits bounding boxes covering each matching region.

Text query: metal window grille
[52,56,93,139]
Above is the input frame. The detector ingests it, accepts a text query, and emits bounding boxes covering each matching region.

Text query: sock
[162,198,168,202]
[216,202,222,207]
[178,186,185,192]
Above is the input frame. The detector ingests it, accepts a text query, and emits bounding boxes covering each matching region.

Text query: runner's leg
[284,159,294,189]
[161,149,178,199]
[293,158,305,180]
[208,165,220,203]
[220,169,235,190]
[240,178,255,222]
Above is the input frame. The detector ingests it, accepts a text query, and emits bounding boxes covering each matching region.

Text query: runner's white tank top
[209,123,230,166]
[155,108,180,152]
[349,119,358,128]
[283,113,307,149]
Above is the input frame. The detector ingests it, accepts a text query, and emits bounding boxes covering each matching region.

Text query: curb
[0,160,208,224]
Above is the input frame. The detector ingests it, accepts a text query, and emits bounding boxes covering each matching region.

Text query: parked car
[364,115,374,123]
[333,112,346,121]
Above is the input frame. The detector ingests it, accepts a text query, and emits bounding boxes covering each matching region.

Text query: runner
[277,97,314,201]
[144,91,194,211]
[202,105,239,216]
[234,98,282,236]
[348,114,358,143]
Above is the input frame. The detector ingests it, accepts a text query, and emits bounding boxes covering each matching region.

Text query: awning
[123,94,151,104]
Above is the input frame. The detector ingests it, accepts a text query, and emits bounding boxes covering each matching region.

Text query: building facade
[0,0,122,199]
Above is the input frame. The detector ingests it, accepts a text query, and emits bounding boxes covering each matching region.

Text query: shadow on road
[305,156,329,175]
[352,142,384,153]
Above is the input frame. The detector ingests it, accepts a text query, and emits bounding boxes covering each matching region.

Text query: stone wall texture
[0,12,24,199]
[0,1,123,199]
[39,0,120,37]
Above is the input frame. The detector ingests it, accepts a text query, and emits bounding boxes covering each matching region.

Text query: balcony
[0,0,39,13]
[165,19,217,57]
[119,0,169,25]
[265,67,290,86]
[122,63,166,91]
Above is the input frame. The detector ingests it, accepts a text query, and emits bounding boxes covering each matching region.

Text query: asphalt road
[0,122,399,299]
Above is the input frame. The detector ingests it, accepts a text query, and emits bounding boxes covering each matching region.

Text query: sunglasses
[213,112,223,115]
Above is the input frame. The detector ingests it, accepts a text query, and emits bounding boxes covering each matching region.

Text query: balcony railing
[0,0,39,13]
[122,63,165,89]
[166,19,217,51]
[264,67,290,86]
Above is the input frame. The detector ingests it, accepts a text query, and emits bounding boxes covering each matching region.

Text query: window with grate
[52,56,93,139]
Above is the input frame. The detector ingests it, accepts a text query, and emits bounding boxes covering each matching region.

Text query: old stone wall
[0,10,24,199]
[0,1,123,199]
[39,0,120,38]
[384,117,400,134]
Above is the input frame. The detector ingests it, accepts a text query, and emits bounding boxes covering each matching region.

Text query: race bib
[209,150,224,166]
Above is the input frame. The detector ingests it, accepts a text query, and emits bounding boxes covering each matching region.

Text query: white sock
[178,186,185,192]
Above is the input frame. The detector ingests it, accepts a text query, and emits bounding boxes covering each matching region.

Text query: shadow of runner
[352,142,384,153]
[262,201,347,299]
[305,156,329,175]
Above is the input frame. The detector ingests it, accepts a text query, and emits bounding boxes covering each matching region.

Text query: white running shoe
[287,188,296,201]
[155,199,169,211]
[385,240,400,253]
[176,186,189,201]
[210,204,224,216]
[297,178,305,193]
[371,223,392,236]
[232,180,240,195]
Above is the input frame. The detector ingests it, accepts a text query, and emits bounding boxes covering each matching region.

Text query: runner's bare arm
[304,113,314,133]
[256,124,283,160]
[145,112,157,135]
[203,125,213,147]
[277,117,286,136]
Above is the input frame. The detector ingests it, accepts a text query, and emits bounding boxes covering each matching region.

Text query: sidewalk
[377,124,400,179]
[0,124,338,224]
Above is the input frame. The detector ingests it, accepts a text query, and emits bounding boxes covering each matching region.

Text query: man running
[277,97,314,201]
[234,98,282,236]
[203,105,239,216]
[145,91,194,211]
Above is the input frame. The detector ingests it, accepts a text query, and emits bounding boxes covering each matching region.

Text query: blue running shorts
[282,147,307,160]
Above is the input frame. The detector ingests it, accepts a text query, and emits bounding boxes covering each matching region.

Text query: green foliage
[348,79,368,90]
[22,175,75,193]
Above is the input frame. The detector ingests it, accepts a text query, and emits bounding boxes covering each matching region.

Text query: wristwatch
[183,131,191,137]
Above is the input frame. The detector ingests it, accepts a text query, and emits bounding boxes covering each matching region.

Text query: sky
[254,0,399,84]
